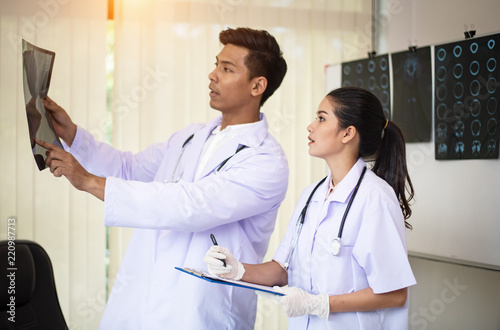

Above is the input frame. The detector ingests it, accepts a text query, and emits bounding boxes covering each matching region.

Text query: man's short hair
[219,27,287,107]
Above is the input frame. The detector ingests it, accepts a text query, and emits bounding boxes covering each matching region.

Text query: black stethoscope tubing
[170,134,195,183]
[283,166,367,270]
[337,166,367,239]
[170,133,247,182]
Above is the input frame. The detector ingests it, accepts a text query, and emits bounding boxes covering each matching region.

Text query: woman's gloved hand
[203,246,245,280]
[263,286,330,320]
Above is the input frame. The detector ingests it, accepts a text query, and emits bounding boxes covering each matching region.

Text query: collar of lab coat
[311,158,367,204]
[195,113,269,178]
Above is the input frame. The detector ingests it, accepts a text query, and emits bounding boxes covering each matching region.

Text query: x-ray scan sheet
[341,55,391,120]
[22,39,63,170]
[434,33,500,159]
[391,47,433,143]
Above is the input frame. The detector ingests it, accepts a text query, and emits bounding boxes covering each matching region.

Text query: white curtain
[0,0,371,328]
[0,1,107,329]
[112,0,371,328]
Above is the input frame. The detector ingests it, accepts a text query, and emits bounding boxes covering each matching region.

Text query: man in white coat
[37,27,289,329]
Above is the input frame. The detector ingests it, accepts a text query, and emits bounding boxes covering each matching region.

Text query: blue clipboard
[175,267,285,296]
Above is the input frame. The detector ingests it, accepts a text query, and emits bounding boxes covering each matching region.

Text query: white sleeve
[67,125,167,181]
[352,186,416,294]
[104,151,288,231]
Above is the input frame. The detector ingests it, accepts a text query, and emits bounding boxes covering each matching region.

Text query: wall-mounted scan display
[391,47,432,142]
[434,33,499,159]
[341,55,391,119]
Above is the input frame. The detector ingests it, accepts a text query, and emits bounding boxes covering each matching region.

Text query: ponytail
[327,87,414,229]
[372,121,415,229]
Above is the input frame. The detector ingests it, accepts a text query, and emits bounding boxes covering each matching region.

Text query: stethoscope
[170,133,247,183]
[283,166,367,270]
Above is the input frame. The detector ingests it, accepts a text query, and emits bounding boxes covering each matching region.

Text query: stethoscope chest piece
[330,238,341,256]
[283,166,367,269]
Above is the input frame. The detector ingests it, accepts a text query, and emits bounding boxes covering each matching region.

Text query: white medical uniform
[66,114,289,329]
[274,158,416,330]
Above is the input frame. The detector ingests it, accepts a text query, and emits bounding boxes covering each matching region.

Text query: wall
[378,0,500,329]
[0,2,108,328]
[408,256,500,330]
[379,0,500,268]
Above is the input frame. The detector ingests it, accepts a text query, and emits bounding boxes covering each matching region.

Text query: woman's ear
[251,76,267,97]
[342,125,357,144]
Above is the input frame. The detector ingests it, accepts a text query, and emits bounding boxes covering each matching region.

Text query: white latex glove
[203,246,245,280]
[262,286,330,320]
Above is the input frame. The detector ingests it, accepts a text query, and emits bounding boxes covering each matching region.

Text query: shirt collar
[314,158,367,203]
[211,119,260,136]
[325,178,336,200]
[206,113,268,149]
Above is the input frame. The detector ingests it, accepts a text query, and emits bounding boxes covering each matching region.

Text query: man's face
[208,44,255,113]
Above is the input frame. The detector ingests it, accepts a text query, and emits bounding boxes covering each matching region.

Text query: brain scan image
[434,33,500,159]
[342,54,391,119]
[391,47,433,142]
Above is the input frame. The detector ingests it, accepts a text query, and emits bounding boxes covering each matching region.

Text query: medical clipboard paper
[22,39,63,171]
[175,267,285,296]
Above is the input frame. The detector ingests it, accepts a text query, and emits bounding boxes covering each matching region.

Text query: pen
[210,233,226,267]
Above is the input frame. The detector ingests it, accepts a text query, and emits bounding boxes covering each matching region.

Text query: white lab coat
[274,158,416,330]
[67,114,289,329]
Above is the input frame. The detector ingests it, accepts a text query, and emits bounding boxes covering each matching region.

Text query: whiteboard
[381,0,500,268]
[325,53,500,268]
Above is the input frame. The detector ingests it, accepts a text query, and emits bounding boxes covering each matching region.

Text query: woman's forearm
[329,287,408,313]
[241,260,288,287]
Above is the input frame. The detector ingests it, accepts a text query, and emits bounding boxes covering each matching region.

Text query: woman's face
[306,97,345,160]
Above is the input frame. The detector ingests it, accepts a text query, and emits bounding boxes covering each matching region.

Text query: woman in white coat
[204,86,417,329]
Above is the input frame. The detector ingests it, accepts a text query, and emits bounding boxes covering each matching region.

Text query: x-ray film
[391,47,433,142]
[341,55,391,119]
[434,33,499,159]
[22,39,63,170]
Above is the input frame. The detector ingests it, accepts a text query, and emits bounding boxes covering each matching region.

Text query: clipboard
[175,267,285,296]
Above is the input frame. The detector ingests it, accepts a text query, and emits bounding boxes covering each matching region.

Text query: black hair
[327,87,414,229]
[219,27,287,107]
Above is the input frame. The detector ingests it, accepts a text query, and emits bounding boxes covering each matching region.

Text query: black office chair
[0,240,68,329]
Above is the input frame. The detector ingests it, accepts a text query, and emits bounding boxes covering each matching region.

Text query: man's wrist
[85,174,106,201]
[63,123,78,147]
